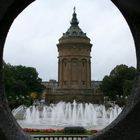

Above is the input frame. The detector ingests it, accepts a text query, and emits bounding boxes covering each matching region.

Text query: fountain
[13,100,122,130]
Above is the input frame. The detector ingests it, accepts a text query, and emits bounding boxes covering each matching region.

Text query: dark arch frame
[0,0,140,140]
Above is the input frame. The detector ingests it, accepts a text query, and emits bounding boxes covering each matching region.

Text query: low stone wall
[46,92,103,104]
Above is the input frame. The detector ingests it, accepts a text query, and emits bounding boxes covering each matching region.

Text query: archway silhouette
[0,0,140,140]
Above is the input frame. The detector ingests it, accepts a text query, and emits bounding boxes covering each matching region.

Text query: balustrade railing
[32,135,89,140]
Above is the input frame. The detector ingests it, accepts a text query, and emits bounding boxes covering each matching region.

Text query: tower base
[45,89,103,104]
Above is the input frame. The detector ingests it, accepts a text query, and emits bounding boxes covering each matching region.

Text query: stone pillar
[89,59,91,88]
[67,58,70,88]
[58,58,63,88]
[79,59,82,88]
[86,58,91,88]
[58,59,60,87]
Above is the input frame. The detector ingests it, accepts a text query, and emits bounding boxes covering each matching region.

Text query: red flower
[23,128,65,133]
[56,129,64,133]
[89,130,98,133]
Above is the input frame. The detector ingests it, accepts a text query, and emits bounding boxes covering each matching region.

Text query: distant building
[42,80,102,92]
[42,80,58,94]
[43,8,103,103]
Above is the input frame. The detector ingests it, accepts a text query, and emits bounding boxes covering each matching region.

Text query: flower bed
[23,128,98,135]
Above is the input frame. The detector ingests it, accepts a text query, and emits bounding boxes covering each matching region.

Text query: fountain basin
[13,101,122,130]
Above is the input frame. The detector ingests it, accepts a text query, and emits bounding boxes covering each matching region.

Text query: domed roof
[60,7,89,39]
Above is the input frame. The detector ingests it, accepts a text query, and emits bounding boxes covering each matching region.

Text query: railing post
[32,135,89,140]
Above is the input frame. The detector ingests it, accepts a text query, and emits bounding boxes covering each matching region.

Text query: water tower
[46,8,103,103]
[56,7,94,100]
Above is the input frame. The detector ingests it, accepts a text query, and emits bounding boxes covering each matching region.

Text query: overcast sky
[3,0,136,81]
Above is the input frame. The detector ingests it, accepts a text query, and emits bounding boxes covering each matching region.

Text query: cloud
[3,0,136,81]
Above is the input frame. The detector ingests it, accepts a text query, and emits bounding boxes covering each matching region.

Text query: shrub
[64,127,86,134]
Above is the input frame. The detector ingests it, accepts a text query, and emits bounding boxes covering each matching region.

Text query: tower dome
[58,7,91,44]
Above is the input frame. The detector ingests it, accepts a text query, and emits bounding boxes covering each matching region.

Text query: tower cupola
[70,7,79,26]
[59,7,90,42]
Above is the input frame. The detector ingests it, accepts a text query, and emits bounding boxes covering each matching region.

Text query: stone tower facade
[45,8,103,103]
[57,8,92,91]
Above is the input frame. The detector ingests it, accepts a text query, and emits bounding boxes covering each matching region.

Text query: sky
[3,0,136,81]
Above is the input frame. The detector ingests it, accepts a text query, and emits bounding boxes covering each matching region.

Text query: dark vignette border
[0,0,140,140]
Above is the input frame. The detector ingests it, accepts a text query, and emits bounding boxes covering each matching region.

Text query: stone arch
[71,58,79,85]
[62,58,68,66]
[62,58,69,85]
[0,0,140,140]
[81,58,87,67]
[81,58,87,85]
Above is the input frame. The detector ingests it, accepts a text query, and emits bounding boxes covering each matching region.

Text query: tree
[3,63,45,107]
[100,64,137,100]
[123,80,134,97]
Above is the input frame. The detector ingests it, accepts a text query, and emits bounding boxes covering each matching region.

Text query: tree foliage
[100,64,137,99]
[3,63,45,97]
